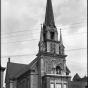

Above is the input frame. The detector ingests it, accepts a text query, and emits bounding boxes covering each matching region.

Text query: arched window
[56,66,61,74]
[43,33,46,41]
[50,31,54,40]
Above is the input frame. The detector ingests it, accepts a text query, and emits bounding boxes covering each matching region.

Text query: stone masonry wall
[30,74,38,88]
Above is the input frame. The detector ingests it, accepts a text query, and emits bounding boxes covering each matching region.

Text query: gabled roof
[79,76,87,82]
[5,56,70,82]
[14,60,70,79]
[73,73,80,81]
[73,73,87,82]
[5,62,27,83]
[13,57,38,79]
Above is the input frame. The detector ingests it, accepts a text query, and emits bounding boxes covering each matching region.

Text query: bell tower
[37,0,71,88]
[38,0,64,55]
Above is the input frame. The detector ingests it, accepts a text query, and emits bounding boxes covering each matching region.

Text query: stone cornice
[36,52,67,58]
[44,74,71,78]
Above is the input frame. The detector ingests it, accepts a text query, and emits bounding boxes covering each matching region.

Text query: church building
[5,0,71,88]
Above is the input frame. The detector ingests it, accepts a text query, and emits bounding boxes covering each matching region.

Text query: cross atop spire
[44,0,55,26]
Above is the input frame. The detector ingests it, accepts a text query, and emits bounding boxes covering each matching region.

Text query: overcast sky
[1,0,87,86]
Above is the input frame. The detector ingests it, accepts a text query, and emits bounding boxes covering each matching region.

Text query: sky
[1,0,87,86]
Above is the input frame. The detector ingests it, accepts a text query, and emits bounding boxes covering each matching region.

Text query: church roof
[5,57,70,82]
[13,57,38,79]
[45,0,55,26]
[79,76,87,82]
[73,73,81,81]
[5,62,27,83]
[73,73,87,82]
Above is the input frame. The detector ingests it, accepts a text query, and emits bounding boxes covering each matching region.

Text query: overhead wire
[1,21,87,58]
[1,28,40,35]
[58,21,87,26]
[1,31,87,39]
[1,31,87,44]
[1,38,39,44]
[57,25,87,30]
[65,47,87,51]
[1,47,87,58]
[1,21,87,35]
[1,32,40,39]
[69,21,87,25]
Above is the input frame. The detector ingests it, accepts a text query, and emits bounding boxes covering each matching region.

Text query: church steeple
[45,0,55,26]
[38,0,65,55]
[37,1,71,88]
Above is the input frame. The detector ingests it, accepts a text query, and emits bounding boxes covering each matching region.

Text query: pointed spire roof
[38,24,44,46]
[40,24,44,42]
[44,0,55,26]
[38,24,45,52]
[60,29,63,45]
[73,73,80,81]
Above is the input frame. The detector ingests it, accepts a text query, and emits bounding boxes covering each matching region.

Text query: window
[50,31,54,40]
[56,66,61,74]
[56,83,62,88]
[43,33,46,41]
[64,84,67,88]
[50,83,54,88]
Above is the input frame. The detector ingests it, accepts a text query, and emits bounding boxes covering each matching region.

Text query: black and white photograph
[1,0,87,88]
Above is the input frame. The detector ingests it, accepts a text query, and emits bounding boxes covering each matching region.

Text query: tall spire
[44,0,55,26]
